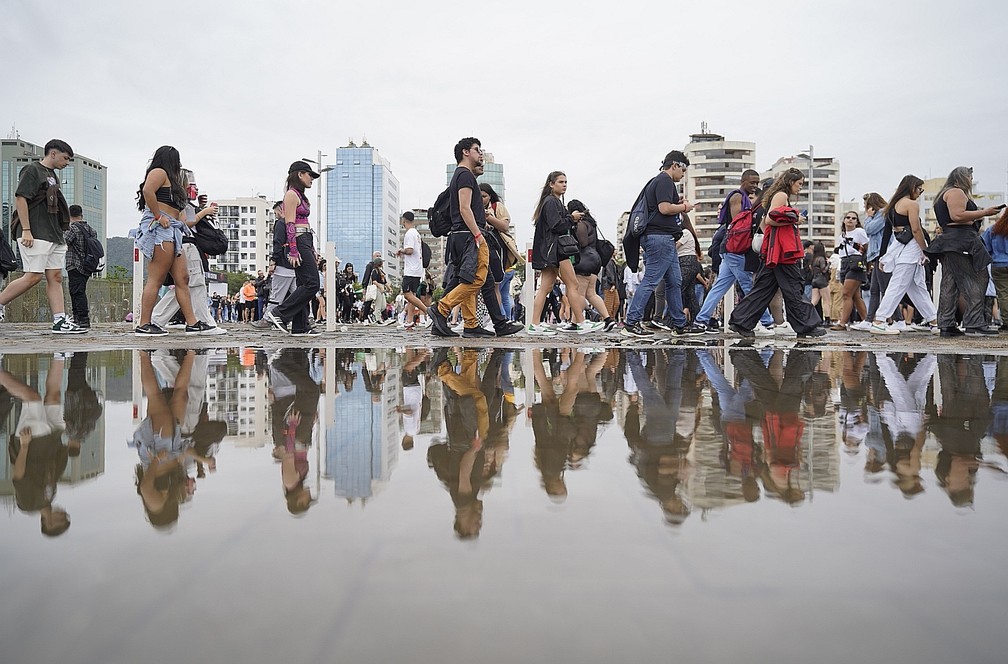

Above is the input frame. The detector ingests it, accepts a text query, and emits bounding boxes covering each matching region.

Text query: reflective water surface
[3,346,1007,663]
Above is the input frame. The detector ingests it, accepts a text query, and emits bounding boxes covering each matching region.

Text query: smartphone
[996,204,1007,210]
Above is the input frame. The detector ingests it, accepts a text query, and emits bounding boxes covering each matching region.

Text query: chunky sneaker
[53,317,86,334]
[527,324,557,336]
[494,321,524,337]
[869,321,899,335]
[851,320,872,331]
[265,311,289,334]
[729,323,755,338]
[797,326,828,338]
[754,323,775,337]
[185,321,218,335]
[135,322,168,336]
[621,322,653,338]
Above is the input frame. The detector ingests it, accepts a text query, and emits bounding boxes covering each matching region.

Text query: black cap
[288,161,321,178]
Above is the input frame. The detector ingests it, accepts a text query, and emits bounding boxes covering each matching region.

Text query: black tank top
[934,191,978,229]
[155,186,184,210]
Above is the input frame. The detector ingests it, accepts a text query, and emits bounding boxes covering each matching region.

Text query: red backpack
[725,208,755,254]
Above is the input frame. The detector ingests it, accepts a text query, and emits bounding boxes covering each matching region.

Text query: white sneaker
[851,320,872,331]
[774,322,797,337]
[527,324,557,336]
[869,321,900,335]
[754,323,775,337]
[0,303,5,322]
[892,320,908,331]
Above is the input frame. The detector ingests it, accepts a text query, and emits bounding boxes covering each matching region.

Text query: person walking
[728,168,824,338]
[568,199,615,332]
[867,175,938,334]
[62,204,98,329]
[396,211,429,328]
[925,166,1002,336]
[983,209,1008,330]
[831,211,869,330]
[131,146,214,336]
[0,139,84,333]
[527,171,587,336]
[622,151,705,338]
[861,192,891,328]
[264,160,322,336]
[808,241,832,322]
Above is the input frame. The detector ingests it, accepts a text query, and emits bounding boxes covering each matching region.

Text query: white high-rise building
[762,154,841,250]
[209,196,274,275]
[683,128,757,252]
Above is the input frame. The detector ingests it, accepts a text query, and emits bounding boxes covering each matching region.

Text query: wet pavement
[2,346,1007,663]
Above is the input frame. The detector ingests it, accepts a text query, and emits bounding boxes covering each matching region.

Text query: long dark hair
[566,199,596,226]
[136,146,185,211]
[286,171,307,194]
[532,171,565,222]
[760,168,804,210]
[479,182,500,205]
[884,175,925,220]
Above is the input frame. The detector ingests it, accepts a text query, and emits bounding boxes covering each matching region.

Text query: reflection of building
[1,137,108,255]
[684,128,757,253]
[204,350,270,446]
[762,154,841,250]
[325,350,400,502]
[209,196,274,275]
[327,141,401,281]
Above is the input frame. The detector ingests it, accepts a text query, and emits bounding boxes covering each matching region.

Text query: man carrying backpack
[693,169,774,334]
[622,150,704,338]
[396,211,429,328]
[63,204,99,329]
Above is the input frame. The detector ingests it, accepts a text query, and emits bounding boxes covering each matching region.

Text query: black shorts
[402,276,422,294]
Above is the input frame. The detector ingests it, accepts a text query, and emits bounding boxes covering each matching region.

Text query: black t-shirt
[644,171,681,236]
[449,166,484,232]
[14,162,66,243]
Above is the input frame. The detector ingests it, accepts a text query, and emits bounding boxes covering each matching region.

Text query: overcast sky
[6,0,1006,246]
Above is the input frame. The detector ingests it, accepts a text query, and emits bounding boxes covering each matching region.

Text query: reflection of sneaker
[754,323,775,337]
[869,322,899,335]
[53,317,86,334]
[851,320,872,331]
[527,324,557,336]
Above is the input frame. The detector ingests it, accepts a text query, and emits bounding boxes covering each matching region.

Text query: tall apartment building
[683,129,757,252]
[1,137,107,253]
[762,153,841,249]
[209,196,273,275]
[327,140,401,282]
[445,150,506,203]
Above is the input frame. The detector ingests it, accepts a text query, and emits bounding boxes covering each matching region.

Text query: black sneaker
[649,319,673,331]
[797,327,828,338]
[463,326,496,338]
[494,321,524,337]
[429,306,459,337]
[965,327,999,336]
[940,327,965,338]
[265,311,290,334]
[701,321,721,334]
[678,324,707,336]
[729,323,755,338]
[292,327,322,336]
[602,319,617,333]
[185,321,217,335]
[135,323,168,336]
[621,322,653,338]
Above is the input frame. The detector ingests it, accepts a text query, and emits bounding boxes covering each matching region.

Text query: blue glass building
[327,142,400,281]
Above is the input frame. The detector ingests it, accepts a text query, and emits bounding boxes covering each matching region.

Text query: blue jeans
[499,270,515,320]
[696,252,773,326]
[627,234,685,327]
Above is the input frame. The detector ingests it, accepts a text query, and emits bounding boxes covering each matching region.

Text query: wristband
[474,232,483,239]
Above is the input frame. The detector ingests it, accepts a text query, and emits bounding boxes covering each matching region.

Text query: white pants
[875,262,936,323]
[152,243,216,327]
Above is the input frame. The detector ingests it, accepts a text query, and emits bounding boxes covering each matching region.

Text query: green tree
[224,271,255,295]
[105,265,131,280]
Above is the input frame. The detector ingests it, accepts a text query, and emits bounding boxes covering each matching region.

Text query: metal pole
[807,145,814,241]
[317,149,324,241]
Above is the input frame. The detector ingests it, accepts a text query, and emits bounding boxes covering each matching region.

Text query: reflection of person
[3,355,75,536]
[397,348,430,450]
[269,348,320,514]
[931,355,989,506]
[63,352,103,451]
[876,352,936,495]
[428,349,490,538]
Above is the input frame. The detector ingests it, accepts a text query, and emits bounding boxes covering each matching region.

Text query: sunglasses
[672,162,688,170]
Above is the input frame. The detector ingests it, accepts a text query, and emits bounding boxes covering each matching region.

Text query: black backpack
[428,187,452,237]
[192,218,229,256]
[81,232,105,274]
[421,240,432,268]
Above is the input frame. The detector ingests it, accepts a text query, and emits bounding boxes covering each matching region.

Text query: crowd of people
[2,138,1004,340]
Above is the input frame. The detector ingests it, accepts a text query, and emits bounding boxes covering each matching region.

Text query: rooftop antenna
[700,120,708,134]
[7,124,19,139]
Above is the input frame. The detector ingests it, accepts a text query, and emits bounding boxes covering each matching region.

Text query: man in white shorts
[0,139,84,333]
